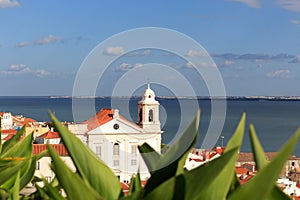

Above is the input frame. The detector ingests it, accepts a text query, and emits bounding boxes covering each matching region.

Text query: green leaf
[138,143,161,173]
[0,158,28,186]
[47,144,102,200]
[10,170,20,200]
[40,178,65,200]
[1,133,33,159]
[228,127,300,200]
[144,147,238,200]
[249,124,291,200]
[199,113,246,200]
[19,157,37,190]
[129,170,142,194]
[1,126,26,154]
[142,109,200,196]
[49,112,121,199]
[249,124,268,170]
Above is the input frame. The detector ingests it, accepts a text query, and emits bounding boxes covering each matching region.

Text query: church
[68,84,163,182]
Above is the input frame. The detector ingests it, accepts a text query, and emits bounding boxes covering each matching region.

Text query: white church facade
[68,84,163,182]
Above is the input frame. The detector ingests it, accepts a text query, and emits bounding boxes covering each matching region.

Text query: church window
[113,160,119,167]
[149,109,153,122]
[96,145,101,158]
[131,145,137,156]
[139,108,143,122]
[131,159,137,166]
[36,161,40,170]
[113,143,120,155]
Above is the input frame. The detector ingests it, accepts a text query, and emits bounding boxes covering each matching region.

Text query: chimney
[113,109,119,119]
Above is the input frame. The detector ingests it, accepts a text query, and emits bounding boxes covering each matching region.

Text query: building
[68,84,163,182]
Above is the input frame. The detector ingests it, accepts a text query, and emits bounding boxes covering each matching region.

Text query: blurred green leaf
[138,143,161,173]
[48,144,102,200]
[0,158,28,186]
[144,147,238,200]
[49,112,122,199]
[19,157,37,190]
[40,178,65,200]
[249,124,291,200]
[142,109,200,196]
[1,133,33,158]
[10,170,20,200]
[1,126,26,154]
[229,128,300,200]
[200,113,245,200]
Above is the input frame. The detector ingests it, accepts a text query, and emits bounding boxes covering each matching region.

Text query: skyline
[1,0,300,96]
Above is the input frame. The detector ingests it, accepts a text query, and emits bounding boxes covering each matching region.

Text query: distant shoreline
[1,96,300,101]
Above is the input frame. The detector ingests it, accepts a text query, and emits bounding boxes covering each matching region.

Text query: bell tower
[137,83,161,132]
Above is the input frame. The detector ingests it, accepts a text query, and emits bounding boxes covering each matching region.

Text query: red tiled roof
[83,108,141,131]
[33,144,68,156]
[235,166,249,175]
[83,108,114,131]
[189,157,204,162]
[237,152,278,163]
[2,133,23,141]
[39,130,60,139]
[212,147,226,154]
[1,129,18,134]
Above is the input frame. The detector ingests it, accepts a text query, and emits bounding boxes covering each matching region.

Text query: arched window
[139,108,143,122]
[113,143,120,156]
[149,109,153,122]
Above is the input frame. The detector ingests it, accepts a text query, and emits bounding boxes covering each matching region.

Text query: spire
[147,79,150,89]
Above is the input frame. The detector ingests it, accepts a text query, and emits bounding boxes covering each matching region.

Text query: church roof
[83,108,114,131]
[83,108,142,131]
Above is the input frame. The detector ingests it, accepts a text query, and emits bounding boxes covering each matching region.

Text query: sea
[1,96,300,156]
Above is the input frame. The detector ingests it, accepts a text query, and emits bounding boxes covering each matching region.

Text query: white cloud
[0,0,20,8]
[224,60,235,66]
[15,41,32,48]
[266,69,290,78]
[277,0,300,12]
[35,69,50,77]
[186,50,208,57]
[35,35,62,45]
[1,64,30,75]
[103,46,125,56]
[1,64,51,77]
[126,50,152,57]
[16,35,63,47]
[227,0,261,8]
[117,63,143,71]
[290,19,300,25]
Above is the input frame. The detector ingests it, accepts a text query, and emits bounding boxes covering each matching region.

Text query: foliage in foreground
[0,109,299,199]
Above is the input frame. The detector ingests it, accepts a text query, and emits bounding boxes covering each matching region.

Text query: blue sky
[1,0,300,96]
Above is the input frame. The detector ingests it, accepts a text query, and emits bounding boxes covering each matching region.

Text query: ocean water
[0,97,300,156]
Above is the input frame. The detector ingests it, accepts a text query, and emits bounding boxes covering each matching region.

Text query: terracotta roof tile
[39,130,60,139]
[237,152,277,163]
[83,108,114,131]
[1,129,18,134]
[83,108,141,131]
[235,166,249,175]
[33,144,68,156]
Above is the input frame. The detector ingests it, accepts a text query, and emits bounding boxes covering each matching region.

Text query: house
[35,128,61,144]
[68,83,163,182]
[33,144,74,183]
